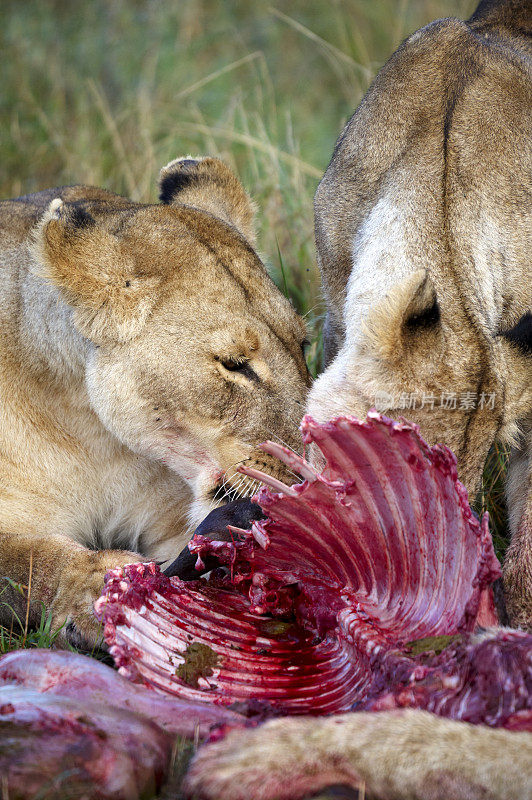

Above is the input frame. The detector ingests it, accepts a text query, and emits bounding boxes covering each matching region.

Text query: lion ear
[32,199,162,344]
[361,270,440,363]
[158,157,257,246]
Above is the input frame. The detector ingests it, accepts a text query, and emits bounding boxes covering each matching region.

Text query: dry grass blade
[269,6,373,78]
[87,79,138,198]
[157,736,196,800]
[175,52,263,101]
[171,121,322,178]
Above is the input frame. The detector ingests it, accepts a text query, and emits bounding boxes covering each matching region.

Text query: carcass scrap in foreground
[0,648,242,799]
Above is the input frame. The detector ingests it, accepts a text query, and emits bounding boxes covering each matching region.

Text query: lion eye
[219,357,247,372]
[216,356,259,382]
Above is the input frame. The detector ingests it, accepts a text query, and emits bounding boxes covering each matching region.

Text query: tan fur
[184,707,532,800]
[309,0,532,628]
[0,157,309,646]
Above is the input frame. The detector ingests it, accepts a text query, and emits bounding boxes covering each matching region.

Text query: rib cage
[97,413,505,717]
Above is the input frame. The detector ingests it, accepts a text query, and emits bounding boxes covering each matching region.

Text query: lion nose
[164,498,265,580]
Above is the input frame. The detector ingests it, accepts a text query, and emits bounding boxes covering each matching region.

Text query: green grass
[0,577,66,653]
[476,442,511,563]
[0,570,109,657]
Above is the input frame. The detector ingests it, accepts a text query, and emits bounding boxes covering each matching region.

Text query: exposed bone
[259,439,320,482]
[237,464,296,495]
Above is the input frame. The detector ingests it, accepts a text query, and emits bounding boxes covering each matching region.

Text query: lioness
[309,0,532,629]
[183,3,532,800]
[0,157,309,646]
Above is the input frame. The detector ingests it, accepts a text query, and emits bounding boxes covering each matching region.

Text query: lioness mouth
[209,470,262,506]
[209,483,240,504]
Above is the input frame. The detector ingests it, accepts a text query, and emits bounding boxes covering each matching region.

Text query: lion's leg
[183,710,532,800]
[503,429,532,630]
[0,528,139,648]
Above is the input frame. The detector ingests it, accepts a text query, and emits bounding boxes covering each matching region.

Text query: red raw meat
[0,649,243,800]
[362,627,532,727]
[0,682,171,800]
[96,414,530,728]
[0,648,241,737]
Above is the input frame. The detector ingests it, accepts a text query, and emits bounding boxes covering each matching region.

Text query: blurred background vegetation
[2,0,508,556]
[2,0,476,325]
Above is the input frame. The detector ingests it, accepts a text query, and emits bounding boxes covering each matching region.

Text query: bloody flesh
[96,413,531,726]
[0,648,242,737]
[0,649,244,800]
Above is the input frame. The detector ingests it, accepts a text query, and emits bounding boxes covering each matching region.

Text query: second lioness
[0,157,309,646]
[309,0,532,628]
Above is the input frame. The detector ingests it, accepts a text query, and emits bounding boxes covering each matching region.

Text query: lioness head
[308,3,532,498]
[33,157,310,526]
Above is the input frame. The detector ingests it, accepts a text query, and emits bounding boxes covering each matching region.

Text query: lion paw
[183,718,360,800]
[53,549,141,649]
